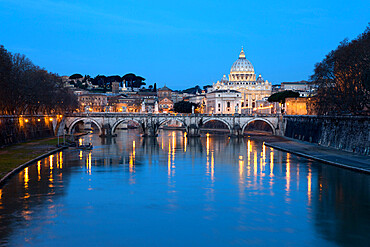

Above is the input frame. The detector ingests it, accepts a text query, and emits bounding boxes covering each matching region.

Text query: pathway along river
[0,130,369,246]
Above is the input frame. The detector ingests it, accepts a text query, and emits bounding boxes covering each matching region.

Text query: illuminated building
[209,47,272,113]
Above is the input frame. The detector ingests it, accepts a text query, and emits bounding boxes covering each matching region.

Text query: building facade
[210,48,272,113]
[206,90,241,114]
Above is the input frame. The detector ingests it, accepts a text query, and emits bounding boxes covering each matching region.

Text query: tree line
[310,25,369,115]
[0,45,78,115]
[68,73,151,92]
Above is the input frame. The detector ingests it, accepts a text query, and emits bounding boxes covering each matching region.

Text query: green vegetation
[268,90,300,104]
[0,137,59,179]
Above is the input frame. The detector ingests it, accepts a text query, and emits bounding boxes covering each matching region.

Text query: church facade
[208,48,272,114]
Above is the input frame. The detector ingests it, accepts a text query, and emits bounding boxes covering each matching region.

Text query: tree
[174,100,198,113]
[122,73,137,90]
[0,45,78,115]
[153,83,157,92]
[268,90,300,104]
[133,76,146,88]
[310,25,370,115]
[69,73,83,79]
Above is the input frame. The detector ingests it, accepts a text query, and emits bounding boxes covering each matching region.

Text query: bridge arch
[242,118,275,135]
[158,118,186,128]
[202,118,232,133]
[111,118,142,134]
[68,118,102,135]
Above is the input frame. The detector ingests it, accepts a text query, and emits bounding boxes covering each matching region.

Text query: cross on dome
[239,47,246,59]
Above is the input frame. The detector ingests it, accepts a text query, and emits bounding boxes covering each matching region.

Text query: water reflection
[0,130,369,246]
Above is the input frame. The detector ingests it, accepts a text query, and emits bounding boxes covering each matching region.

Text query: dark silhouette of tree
[133,76,146,88]
[122,73,136,90]
[0,45,78,115]
[154,83,157,92]
[69,73,83,79]
[174,100,198,113]
[268,90,300,104]
[310,25,370,115]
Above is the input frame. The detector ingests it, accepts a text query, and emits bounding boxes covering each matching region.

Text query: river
[0,130,369,246]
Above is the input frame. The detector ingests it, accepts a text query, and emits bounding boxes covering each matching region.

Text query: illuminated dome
[230,47,254,73]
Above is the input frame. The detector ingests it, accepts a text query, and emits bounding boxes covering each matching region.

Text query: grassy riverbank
[0,137,59,179]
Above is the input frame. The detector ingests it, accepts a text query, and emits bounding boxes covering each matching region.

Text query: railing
[64,112,281,118]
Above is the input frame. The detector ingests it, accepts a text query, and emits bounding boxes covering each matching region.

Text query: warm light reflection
[184,132,187,153]
[79,138,83,146]
[172,132,176,163]
[37,161,41,181]
[308,166,312,206]
[87,152,92,175]
[206,133,210,156]
[286,153,291,193]
[270,151,274,176]
[59,151,63,169]
[49,155,54,170]
[254,151,257,176]
[129,154,134,173]
[168,142,171,177]
[239,155,244,178]
[211,151,214,182]
[24,167,29,189]
[247,140,251,176]
[79,150,83,160]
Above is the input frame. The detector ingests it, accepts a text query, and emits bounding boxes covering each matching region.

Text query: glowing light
[206,133,210,156]
[49,118,53,121]
[79,150,83,160]
[79,138,83,146]
[59,151,63,169]
[25,119,29,123]
[37,161,41,181]
[286,153,291,193]
[37,119,41,122]
[24,167,29,189]
[270,151,274,176]
[49,155,54,170]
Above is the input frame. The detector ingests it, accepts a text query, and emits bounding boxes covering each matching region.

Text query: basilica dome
[230,47,254,73]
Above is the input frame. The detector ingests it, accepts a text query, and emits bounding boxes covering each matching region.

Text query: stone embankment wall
[0,116,56,146]
[283,115,370,155]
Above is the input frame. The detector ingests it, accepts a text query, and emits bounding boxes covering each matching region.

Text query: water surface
[0,130,369,246]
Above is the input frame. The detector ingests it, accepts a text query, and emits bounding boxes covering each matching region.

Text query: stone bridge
[60,113,283,137]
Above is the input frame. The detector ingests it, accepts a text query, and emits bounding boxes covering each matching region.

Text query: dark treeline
[68,73,148,92]
[310,25,370,115]
[0,45,78,115]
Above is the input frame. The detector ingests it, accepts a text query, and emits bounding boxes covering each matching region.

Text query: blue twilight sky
[0,0,368,89]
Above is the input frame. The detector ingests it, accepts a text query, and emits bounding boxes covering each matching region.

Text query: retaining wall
[283,115,370,155]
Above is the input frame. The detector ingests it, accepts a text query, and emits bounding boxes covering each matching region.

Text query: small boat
[77,143,93,150]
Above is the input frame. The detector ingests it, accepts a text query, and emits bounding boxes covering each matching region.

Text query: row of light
[22,115,63,123]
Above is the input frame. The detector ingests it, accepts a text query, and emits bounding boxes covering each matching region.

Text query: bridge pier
[100,124,116,137]
[186,124,200,137]
[229,124,243,137]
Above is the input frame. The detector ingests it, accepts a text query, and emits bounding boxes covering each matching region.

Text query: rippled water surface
[0,130,369,246]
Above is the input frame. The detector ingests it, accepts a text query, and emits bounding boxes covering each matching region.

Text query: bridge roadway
[61,113,283,137]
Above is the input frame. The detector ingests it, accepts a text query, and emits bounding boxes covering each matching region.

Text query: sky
[0,0,368,89]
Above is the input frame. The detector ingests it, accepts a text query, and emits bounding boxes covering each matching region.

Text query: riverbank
[0,137,62,180]
[264,137,370,174]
